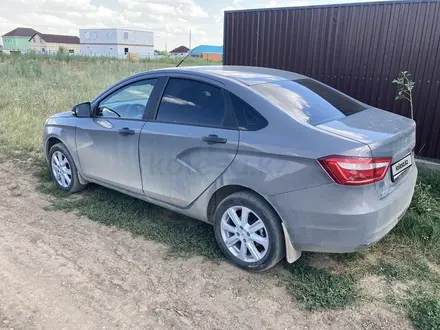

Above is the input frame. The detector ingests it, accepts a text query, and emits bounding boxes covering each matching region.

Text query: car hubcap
[221,206,269,263]
[51,151,72,188]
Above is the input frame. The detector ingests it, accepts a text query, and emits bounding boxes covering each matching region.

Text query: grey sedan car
[43,66,417,271]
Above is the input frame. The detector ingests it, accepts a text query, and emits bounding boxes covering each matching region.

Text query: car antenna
[175,48,193,67]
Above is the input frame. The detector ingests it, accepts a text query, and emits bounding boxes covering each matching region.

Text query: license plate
[391,154,412,181]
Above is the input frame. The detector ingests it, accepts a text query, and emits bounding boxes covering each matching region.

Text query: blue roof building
[190,45,223,54]
[189,45,223,61]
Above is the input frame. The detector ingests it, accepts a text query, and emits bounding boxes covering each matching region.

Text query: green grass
[382,168,440,263]
[375,259,433,282]
[284,257,360,310]
[2,54,440,328]
[406,289,440,330]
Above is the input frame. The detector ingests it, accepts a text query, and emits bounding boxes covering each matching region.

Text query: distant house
[79,28,154,58]
[170,45,189,57]
[190,45,223,62]
[1,27,40,51]
[29,33,80,54]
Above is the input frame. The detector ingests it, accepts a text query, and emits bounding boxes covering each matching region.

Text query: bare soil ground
[0,159,414,330]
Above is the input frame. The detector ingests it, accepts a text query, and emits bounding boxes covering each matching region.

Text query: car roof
[150,65,307,86]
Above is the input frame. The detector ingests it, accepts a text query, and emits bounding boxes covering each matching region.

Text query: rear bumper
[268,165,417,253]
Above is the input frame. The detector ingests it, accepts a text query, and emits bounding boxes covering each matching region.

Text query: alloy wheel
[220,206,269,262]
[51,151,72,188]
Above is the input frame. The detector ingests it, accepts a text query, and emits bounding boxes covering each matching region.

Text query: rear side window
[252,79,366,125]
[156,78,226,127]
[229,93,268,131]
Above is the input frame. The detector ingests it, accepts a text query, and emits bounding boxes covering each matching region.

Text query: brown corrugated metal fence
[224,0,440,159]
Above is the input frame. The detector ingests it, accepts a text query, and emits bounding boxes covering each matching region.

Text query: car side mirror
[72,102,92,118]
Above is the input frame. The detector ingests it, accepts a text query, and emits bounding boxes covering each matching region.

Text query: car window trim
[92,73,162,104]
[95,78,158,121]
[151,75,238,130]
[92,117,146,123]
[144,76,169,121]
[142,76,168,121]
[151,120,239,131]
[91,75,163,121]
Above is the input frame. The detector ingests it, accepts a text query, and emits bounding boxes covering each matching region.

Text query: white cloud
[177,2,208,18]
[118,0,208,18]
[217,4,243,24]
[138,3,175,15]
[20,14,77,29]
[265,0,310,7]
[292,1,311,5]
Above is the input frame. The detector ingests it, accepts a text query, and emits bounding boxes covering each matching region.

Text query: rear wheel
[213,191,285,272]
[49,143,87,193]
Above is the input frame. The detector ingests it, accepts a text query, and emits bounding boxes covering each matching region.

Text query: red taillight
[318,156,392,186]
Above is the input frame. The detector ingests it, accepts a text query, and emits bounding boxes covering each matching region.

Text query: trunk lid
[317,107,416,198]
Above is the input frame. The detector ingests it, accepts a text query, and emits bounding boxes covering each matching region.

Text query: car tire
[213,191,285,272]
[48,143,87,193]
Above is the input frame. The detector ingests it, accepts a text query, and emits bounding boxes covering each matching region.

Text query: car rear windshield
[252,79,366,125]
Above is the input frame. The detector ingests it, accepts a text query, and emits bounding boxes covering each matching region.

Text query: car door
[139,76,240,207]
[76,78,158,194]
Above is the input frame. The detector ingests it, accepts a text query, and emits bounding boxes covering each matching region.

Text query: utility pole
[189,30,192,50]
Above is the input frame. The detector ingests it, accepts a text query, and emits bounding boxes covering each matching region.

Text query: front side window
[156,78,226,127]
[253,79,366,125]
[97,79,157,120]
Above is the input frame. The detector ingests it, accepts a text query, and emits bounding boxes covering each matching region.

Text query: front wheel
[49,143,87,193]
[213,191,285,272]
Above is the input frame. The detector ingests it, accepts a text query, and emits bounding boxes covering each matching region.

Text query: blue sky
[1,0,388,50]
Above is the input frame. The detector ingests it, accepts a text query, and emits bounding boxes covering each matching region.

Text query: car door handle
[118,127,135,136]
[202,134,227,145]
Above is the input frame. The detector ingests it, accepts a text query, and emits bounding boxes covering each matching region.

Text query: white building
[79,28,154,58]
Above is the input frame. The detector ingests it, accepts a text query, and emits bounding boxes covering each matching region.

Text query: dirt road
[0,159,413,330]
